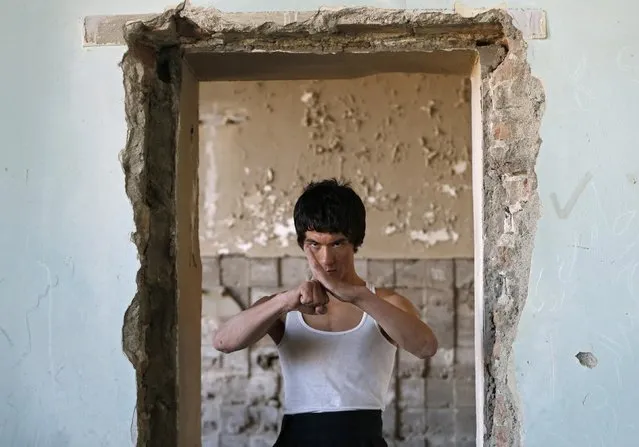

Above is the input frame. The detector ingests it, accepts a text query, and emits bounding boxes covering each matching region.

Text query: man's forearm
[354,289,438,359]
[213,292,290,353]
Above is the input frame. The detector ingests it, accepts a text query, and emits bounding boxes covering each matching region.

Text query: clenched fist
[281,280,329,315]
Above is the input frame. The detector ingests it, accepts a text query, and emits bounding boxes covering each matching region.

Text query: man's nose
[318,247,335,267]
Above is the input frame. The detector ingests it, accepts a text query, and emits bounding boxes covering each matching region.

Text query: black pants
[273,409,387,447]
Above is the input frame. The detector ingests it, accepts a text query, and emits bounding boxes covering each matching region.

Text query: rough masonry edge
[119,4,545,446]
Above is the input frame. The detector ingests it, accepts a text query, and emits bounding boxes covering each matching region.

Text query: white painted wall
[2,0,638,445]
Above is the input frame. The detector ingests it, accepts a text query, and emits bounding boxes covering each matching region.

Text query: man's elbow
[212,331,235,354]
[417,337,438,359]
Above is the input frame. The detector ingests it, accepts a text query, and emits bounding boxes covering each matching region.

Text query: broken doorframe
[470,60,486,446]
[110,5,544,446]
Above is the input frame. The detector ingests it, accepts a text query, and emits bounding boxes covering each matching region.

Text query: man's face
[303,231,355,281]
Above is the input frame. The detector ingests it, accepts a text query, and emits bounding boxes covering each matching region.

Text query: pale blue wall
[2,0,638,446]
[508,2,639,446]
[0,1,172,445]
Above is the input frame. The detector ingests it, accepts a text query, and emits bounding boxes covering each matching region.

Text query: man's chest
[302,306,364,332]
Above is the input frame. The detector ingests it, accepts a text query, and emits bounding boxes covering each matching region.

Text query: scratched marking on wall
[550,172,593,219]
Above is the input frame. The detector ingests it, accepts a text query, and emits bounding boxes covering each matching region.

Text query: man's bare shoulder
[373,287,419,316]
[375,287,396,299]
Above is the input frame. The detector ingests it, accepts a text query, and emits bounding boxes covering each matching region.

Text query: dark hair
[293,178,366,251]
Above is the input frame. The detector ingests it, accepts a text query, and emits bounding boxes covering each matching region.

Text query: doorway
[199,66,475,446]
[119,6,544,447]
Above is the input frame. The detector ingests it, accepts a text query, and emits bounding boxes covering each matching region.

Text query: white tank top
[277,283,397,414]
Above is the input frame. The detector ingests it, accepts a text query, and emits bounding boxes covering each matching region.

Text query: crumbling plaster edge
[118,5,544,447]
[83,5,545,47]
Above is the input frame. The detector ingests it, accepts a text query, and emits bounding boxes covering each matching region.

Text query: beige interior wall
[176,61,202,446]
[199,72,473,259]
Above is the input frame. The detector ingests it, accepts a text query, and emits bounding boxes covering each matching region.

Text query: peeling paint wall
[199,73,473,259]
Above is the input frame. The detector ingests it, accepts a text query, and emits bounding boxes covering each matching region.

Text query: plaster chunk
[410,228,459,246]
[576,351,598,369]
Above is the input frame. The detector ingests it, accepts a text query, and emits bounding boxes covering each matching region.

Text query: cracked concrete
[119,4,544,446]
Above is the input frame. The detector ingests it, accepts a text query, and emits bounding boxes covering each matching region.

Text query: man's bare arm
[212,281,329,353]
[354,289,438,359]
[212,293,290,353]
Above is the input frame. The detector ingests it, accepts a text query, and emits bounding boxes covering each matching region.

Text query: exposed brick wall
[201,256,475,447]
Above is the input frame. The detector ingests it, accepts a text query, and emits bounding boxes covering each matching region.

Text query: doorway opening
[200,64,475,446]
[120,6,544,447]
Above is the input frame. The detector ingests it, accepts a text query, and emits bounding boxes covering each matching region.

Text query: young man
[213,179,438,446]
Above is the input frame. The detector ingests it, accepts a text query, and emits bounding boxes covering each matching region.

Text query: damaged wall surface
[3,1,639,447]
[117,7,540,447]
[199,73,473,259]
